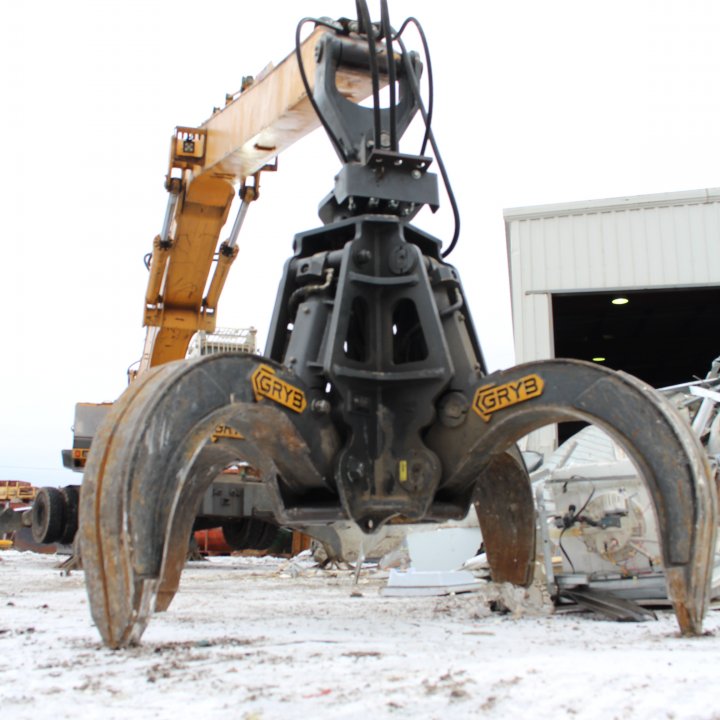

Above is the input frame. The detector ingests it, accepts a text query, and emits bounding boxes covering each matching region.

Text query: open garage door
[552,286,720,442]
[553,287,720,387]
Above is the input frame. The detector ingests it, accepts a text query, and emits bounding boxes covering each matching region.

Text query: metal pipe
[204,183,256,313]
[144,235,171,305]
[160,188,180,243]
[145,187,180,305]
[226,200,251,249]
[203,243,239,313]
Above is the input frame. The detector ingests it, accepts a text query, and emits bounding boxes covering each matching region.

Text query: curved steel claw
[472,448,536,587]
[79,353,328,648]
[430,358,717,635]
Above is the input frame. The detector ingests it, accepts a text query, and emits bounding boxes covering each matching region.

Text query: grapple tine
[79,357,249,647]
[79,363,179,648]
[151,407,290,613]
[80,353,331,648]
[473,449,535,587]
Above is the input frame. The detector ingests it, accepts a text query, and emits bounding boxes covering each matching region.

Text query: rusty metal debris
[561,588,658,623]
[534,361,720,616]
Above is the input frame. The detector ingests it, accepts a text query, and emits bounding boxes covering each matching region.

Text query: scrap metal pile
[533,359,720,614]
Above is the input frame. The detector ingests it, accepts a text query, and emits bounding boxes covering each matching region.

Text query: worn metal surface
[561,588,658,623]
[79,353,339,647]
[472,448,536,587]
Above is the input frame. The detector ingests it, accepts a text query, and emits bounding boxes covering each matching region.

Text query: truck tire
[31,487,65,544]
[221,519,253,551]
[252,520,280,550]
[221,518,278,551]
[59,486,80,545]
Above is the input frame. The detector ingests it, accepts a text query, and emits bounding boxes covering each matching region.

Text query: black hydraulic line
[425,125,461,259]
[380,0,398,152]
[575,486,596,519]
[558,526,576,574]
[288,268,334,313]
[393,17,434,156]
[555,483,596,577]
[295,17,348,163]
[356,0,382,152]
[296,10,457,254]
[396,34,460,258]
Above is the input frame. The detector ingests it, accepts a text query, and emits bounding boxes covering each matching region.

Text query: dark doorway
[552,286,720,442]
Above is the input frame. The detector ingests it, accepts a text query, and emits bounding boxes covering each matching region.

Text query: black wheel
[244,518,274,549]
[243,518,264,549]
[221,518,278,551]
[252,520,279,550]
[31,487,65,544]
[221,519,253,551]
[59,486,80,545]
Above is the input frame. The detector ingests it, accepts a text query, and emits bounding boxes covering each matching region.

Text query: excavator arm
[137,26,385,373]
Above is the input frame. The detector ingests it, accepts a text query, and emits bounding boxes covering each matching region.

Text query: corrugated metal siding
[518,202,720,292]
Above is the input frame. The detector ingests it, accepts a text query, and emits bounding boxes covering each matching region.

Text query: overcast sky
[3,0,720,487]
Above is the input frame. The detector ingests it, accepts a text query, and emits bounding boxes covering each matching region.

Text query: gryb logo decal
[473,374,544,422]
[211,424,244,443]
[251,364,307,413]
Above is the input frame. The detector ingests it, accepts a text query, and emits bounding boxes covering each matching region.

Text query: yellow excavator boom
[137,27,382,374]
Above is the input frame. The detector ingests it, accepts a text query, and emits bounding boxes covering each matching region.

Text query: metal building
[504,187,720,455]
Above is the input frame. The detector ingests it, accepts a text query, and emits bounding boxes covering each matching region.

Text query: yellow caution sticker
[472,374,544,422]
[251,364,307,414]
[211,424,245,443]
[398,460,408,483]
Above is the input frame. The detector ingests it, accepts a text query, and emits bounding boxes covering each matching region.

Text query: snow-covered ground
[1,549,719,720]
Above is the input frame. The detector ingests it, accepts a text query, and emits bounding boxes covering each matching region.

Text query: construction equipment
[78,2,717,648]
